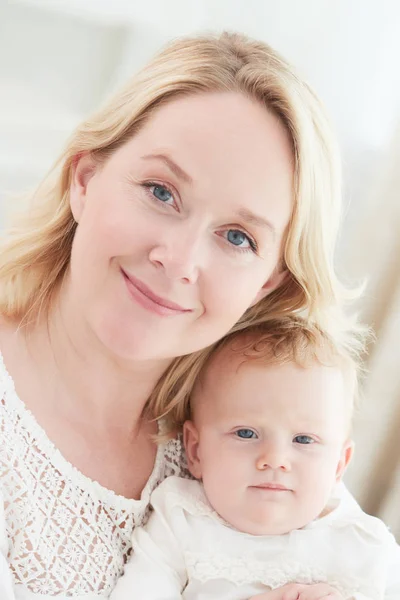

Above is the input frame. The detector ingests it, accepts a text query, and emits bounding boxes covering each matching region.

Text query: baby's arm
[382,530,400,599]
[344,521,400,599]
[248,532,400,600]
[110,480,187,600]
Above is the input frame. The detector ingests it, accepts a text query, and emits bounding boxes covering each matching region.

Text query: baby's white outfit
[111,476,400,600]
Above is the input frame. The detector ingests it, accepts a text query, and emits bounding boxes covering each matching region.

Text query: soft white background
[1,0,400,531]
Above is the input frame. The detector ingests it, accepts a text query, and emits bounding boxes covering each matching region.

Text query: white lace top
[111,477,400,600]
[0,353,185,600]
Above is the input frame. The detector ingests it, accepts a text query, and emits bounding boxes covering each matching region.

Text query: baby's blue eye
[236,429,257,439]
[152,185,173,203]
[293,435,314,445]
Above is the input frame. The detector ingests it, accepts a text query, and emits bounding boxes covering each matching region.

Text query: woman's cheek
[210,265,268,314]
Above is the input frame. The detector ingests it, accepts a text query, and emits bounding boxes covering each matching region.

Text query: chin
[106,330,165,362]
[249,521,292,536]
[88,310,156,361]
[246,509,294,536]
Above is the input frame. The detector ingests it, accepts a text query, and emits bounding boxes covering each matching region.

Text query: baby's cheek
[204,452,236,495]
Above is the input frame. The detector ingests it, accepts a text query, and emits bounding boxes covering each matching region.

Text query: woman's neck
[18,297,172,437]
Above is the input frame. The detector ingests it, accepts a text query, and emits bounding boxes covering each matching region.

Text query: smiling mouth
[121,269,192,316]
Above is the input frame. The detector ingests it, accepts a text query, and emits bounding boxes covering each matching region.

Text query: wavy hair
[0,32,365,432]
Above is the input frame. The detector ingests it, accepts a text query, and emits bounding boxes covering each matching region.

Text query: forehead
[194,349,348,427]
[112,91,294,233]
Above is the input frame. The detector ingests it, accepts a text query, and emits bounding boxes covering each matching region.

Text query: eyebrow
[141,153,192,184]
[235,208,277,238]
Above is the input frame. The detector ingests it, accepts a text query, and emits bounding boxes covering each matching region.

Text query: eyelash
[234,428,258,439]
[233,430,317,445]
[142,181,177,208]
[141,181,259,255]
[221,230,258,254]
[293,435,316,445]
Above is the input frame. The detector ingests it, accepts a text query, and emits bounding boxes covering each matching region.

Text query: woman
[0,32,362,599]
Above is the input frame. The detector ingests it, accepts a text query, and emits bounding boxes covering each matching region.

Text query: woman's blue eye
[226,229,256,250]
[152,185,173,204]
[293,435,315,445]
[236,429,257,439]
[228,230,247,246]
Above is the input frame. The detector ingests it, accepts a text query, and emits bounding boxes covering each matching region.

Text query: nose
[256,442,290,472]
[148,221,204,284]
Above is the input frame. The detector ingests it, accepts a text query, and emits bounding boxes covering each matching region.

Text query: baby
[111,320,400,600]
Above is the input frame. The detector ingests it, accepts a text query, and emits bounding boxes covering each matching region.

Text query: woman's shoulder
[0,330,25,433]
[0,319,27,401]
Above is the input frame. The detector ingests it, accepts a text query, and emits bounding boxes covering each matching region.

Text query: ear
[250,267,289,308]
[335,439,354,482]
[183,420,202,480]
[69,153,97,223]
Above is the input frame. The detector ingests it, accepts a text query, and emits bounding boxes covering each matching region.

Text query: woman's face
[69,92,293,361]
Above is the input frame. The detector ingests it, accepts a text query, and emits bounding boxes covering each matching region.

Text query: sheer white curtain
[343,123,400,536]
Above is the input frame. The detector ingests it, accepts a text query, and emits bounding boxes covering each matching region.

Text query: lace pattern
[0,353,184,596]
[185,553,365,597]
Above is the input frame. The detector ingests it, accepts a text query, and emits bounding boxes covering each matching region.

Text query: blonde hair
[169,318,360,435]
[0,32,365,430]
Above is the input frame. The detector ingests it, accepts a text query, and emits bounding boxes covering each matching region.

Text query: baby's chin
[230,518,307,537]
[221,508,323,537]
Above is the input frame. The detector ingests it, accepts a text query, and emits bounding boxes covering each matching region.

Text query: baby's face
[184,354,353,536]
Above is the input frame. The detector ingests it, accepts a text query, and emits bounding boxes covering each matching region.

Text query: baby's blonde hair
[0,32,366,428]
[178,318,360,435]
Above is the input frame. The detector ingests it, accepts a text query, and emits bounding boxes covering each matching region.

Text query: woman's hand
[249,582,344,600]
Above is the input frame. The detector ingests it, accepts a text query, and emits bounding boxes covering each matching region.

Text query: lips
[121,269,192,316]
[252,483,290,491]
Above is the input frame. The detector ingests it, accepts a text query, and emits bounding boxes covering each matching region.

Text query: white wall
[2,0,400,246]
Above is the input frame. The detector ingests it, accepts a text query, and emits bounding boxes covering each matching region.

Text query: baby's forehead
[193,338,287,410]
[191,334,353,425]
[199,327,355,389]
[199,330,301,383]
[198,339,253,387]
[191,343,247,411]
